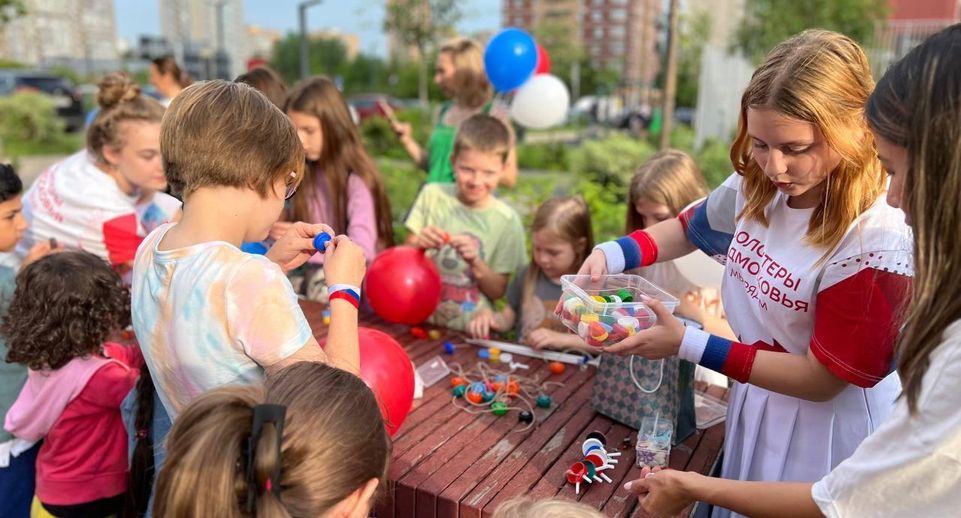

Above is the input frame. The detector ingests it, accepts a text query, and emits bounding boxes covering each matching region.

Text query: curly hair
[2,251,130,370]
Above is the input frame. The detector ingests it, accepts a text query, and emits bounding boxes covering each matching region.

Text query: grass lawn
[2,131,84,160]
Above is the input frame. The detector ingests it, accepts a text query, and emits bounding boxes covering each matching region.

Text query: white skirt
[712,373,901,518]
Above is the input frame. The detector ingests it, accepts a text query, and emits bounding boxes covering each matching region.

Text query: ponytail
[124,370,156,517]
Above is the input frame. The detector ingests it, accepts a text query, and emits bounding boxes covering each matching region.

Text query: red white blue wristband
[679,327,756,383]
[328,284,361,309]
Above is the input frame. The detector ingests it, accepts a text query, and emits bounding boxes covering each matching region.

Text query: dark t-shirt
[505,265,567,338]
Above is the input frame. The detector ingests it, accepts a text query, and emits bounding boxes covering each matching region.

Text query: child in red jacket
[3,251,140,518]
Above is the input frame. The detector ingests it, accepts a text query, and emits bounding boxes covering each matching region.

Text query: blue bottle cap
[240,242,268,255]
[313,232,332,252]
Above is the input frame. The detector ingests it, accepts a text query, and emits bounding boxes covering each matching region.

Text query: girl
[235,65,287,109]
[149,56,190,106]
[627,149,733,341]
[493,497,605,518]
[579,29,913,514]
[625,24,961,518]
[389,37,518,187]
[281,77,393,299]
[18,72,175,276]
[154,361,389,517]
[468,197,593,350]
[3,251,142,518]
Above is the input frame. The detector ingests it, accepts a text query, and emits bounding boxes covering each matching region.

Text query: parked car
[348,94,402,123]
[0,70,85,131]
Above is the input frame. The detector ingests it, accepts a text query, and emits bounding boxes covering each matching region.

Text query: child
[149,55,190,106]
[132,80,366,421]
[626,150,733,388]
[154,361,389,517]
[580,29,912,505]
[234,65,287,109]
[0,165,60,518]
[18,72,174,275]
[405,114,527,331]
[468,196,593,350]
[281,77,394,300]
[493,497,605,518]
[3,251,141,518]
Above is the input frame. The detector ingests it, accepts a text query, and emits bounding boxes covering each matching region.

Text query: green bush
[376,158,425,244]
[568,134,657,195]
[516,141,570,171]
[360,107,431,163]
[0,92,65,143]
[696,138,734,188]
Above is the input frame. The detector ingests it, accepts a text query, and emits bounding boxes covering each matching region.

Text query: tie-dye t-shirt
[131,223,312,418]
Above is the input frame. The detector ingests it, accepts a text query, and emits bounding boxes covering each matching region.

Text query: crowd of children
[0,24,958,518]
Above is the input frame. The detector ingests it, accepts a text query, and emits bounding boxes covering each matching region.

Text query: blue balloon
[484,28,538,92]
[240,242,268,255]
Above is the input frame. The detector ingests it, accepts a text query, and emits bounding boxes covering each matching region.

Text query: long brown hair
[626,149,709,233]
[866,24,961,413]
[524,197,594,306]
[285,77,394,249]
[87,72,165,167]
[151,55,192,89]
[154,362,390,517]
[731,30,883,255]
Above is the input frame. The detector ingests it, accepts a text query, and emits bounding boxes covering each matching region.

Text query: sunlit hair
[155,362,390,517]
[493,496,606,518]
[626,149,709,232]
[452,113,510,164]
[235,66,287,109]
[730,29,883,254]
[524,197,594,307]
[865,24,961,414]
[440,37,492,108]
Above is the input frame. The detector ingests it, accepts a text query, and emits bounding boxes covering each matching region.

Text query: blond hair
[524,197,594,307]
[731,29,883,254]
[440,37,492,109]
[627,149,709,232]
[866,25,961,413]
[160,80,304,199]
[493,497,606,518]
[452,113,510,163]
[86,72,165,166]
[154,362,390,517]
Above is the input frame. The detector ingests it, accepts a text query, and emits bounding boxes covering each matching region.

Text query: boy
[405,114,526,331]
[131,80,366,421]
[0,164,60,518]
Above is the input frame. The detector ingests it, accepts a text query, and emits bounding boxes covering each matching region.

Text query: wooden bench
[300,300,728,518]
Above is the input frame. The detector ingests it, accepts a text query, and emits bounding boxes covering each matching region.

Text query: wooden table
[300,300,728,518]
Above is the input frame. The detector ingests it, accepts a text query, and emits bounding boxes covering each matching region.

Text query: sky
[113,0,502,57]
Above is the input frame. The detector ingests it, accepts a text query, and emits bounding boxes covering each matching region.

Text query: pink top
[305,171,378,264]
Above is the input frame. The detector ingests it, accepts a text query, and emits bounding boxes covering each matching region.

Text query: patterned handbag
[591,331,697,445]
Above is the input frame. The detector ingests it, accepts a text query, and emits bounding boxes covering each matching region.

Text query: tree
[675,11,710,108]
[272,33,349,85]
[532,20,621,99]
[735,0,888,63]
[384,0,462,107]
[0,0,25,25]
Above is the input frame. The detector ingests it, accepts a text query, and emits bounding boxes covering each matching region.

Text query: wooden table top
[300,300,728,518]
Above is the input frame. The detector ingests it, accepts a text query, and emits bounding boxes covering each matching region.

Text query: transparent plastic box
[559,274,679,348]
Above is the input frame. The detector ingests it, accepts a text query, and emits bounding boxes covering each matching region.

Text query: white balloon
[509,74,570,129]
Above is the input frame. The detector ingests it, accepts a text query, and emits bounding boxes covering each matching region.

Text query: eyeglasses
[284,171,299,200]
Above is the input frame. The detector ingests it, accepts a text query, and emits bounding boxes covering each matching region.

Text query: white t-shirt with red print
[18,151,152,266]
[687,174,912,516]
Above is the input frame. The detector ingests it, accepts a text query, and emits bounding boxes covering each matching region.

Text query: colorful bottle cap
[581,313,600,324]
[591,295,607,304]
[482,390,495,402]
[312,232,332,252]
[428,329,441,340]
[478,349,490,359]
[617,288,633,302]
[443,341,456,355]
[536,394,552,408]
[549,361,566,375]
[466,391,483,404]
[469,382,485,393]
[518,410,534,423]
[450,376,467,387]
[491,401,508,416]
[452,384,467,397]
[499,352,514,363]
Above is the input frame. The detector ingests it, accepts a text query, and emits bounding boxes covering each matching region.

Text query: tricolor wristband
[594,230,659,273]
[328,284,361,310]
[679,327,756,383]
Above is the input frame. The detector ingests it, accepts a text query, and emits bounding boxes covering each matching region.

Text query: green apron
[425,101,493,183]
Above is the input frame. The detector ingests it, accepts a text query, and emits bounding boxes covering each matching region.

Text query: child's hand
[525,328,564,350]
[323,235,366,287]
[578,248,609,281]
[22,239,64,269]
[448,234,479,264]
[269,221,293,242]
[468,309,496,339]
[266,222,335,273]
[414,226,449,250]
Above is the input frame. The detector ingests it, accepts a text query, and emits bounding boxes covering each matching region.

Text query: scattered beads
[536,394,552,408]
[428,329,442,340]
[548,362,566,375]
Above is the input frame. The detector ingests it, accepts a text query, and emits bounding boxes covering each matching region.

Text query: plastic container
[636,416,673,468]
[559,274,679,348]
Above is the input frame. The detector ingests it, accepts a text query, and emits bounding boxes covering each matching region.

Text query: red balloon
[320,327,414,436]
[535,44,551,75]
[365,246,441,325]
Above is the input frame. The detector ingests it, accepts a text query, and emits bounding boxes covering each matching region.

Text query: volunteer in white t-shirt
[616,24,961,518]
[19,73,178,271]
[580,31,915,518]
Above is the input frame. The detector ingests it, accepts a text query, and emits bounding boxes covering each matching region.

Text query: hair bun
[97,72,141,110]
